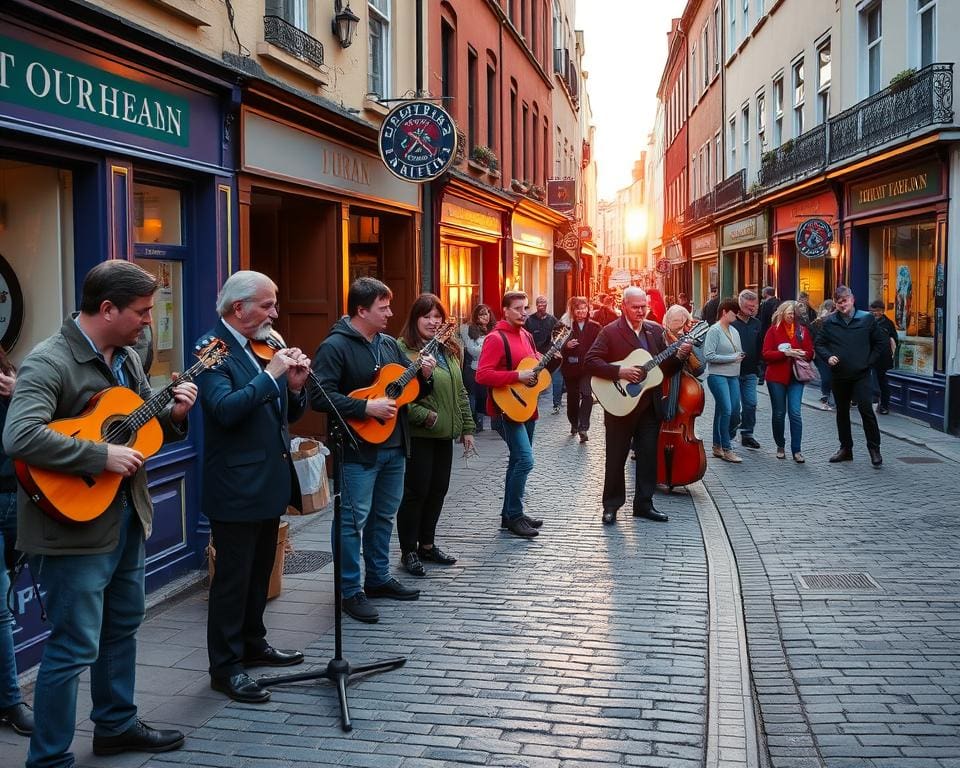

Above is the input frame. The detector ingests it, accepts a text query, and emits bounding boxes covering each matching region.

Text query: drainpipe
[418,0,434,291]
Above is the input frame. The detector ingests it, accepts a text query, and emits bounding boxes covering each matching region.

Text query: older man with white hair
[586,287,692,525]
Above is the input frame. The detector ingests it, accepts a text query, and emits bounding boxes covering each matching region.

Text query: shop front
[720,213,767,298]
[0,10,236,669]
[662,240,688,306]
[844,158,948,428]
[690,230,719,310]
[511,198,566,314]
[772,189,839,308]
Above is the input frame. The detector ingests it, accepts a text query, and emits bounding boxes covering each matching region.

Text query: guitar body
[14,387,165,524]
[591,348,666,417]
[347,362,421,444]
[491,357,553,422]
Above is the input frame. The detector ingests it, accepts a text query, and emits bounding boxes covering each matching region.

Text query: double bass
[657,335,707,490]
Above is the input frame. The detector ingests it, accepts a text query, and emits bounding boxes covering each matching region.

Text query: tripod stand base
[257,656,406,732]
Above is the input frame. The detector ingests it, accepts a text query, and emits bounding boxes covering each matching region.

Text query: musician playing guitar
[3,261,197,766]
[310,278,435,624]
[585,286,692,526]
[475,291,561,539]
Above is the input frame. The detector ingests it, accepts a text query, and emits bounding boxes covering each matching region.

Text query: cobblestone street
[2,388,958,767]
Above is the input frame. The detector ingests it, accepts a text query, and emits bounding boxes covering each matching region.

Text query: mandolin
[15,338,228,524]
[347,320,458,444]
[591,321,709,417]
[491,323,570,423]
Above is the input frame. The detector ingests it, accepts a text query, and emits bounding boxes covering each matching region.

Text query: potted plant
[889,68,917,93]
[511,178,528,193]
[529,184,545,201]
[780,138,795,154]
[761,150,777,166]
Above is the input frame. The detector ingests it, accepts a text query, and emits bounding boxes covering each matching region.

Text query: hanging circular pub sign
[378,101,458,183]
[795,217,834,259]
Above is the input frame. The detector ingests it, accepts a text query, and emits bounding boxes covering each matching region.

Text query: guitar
[347,320,458,444]
[15,338,229,524]
[491,323,570,423]
[591,321,709,417]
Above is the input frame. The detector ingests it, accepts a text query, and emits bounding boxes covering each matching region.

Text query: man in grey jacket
[3,261,197,767]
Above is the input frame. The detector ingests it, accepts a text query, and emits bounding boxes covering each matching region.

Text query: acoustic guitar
[347,320,458,444]
[15,338,228,524]
[591,321,709,417]
[491,323,570,423]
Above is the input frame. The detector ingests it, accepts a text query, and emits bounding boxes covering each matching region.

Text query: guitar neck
[122,356,206,437]
[532,334,567,375]
[643,338,682,372]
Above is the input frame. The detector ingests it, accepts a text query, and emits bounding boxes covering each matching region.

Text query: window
[918,0,936,68]
[773,75,783,146]
[866,3,882,95]
[522,103,529,180]
[715,131,722,182]
[543,123,549,185]
[713,4,721,72]
[741,104,750,171]
[467,49,478,151]
[266,0,306,30]
[691,154,698,201]
[368,0,390,99]
[532,109,540,184]
[690,46,697,105]
[742,0,749,35]
[728,0,737,56]
[510,88,518,178]
[704,141,711,189]
[728,115,737,172]
[552,0,562,59]
[520,0,527,36]
[756,92,766,151]
[792,58,804,136]
[816,38,831,124]
[530,0,537,58]
[702,25,709,88]
[440,241,481,326]
[486,65,496,149]
[440,20,455,102]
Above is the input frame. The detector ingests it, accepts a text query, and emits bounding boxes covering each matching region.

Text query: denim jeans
[500,419,536,520]
[707,374,741,451]
[550,369,563,409]
[28,498,145,768]
[814,356,834,403]
[730,373,758,439]
[338,448,405,598]
[0,491,22,709]
[767,380,804,453]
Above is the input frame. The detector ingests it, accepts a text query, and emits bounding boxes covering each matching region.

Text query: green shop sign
[0,34,189,147]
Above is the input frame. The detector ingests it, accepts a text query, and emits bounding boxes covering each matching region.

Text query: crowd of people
[0,264,901,768]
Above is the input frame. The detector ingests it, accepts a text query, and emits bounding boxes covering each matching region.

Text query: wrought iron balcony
[715,169,746,210]
[263,15,324,69]
[829,62,953,164]
[683,190,716,226]
[759,123,827,188]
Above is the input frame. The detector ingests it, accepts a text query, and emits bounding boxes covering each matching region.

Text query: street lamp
[332,0,360,48]
[827,240,841,259]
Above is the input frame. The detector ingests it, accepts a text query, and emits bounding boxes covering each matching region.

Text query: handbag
[792,357,816,382]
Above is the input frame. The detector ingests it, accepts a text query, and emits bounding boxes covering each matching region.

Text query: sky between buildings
[577,0,687,201]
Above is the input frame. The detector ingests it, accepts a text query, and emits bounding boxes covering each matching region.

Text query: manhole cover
[284,550,333,574]
[797,572,881,591]
[896,456,943,464]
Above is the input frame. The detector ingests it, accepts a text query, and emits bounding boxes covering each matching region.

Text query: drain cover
[798,572,880,591]
[284,550,333,574]
[896,456,943,464]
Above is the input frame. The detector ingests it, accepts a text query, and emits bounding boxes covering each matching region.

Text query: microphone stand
[257,374,406,732]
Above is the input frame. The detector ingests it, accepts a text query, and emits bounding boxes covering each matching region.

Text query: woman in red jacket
[761,301,815,462]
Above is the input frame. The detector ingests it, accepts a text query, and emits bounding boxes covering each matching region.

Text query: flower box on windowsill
[467,159,489,174]
[488,168,501,180]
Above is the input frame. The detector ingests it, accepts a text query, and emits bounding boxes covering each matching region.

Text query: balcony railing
[683,190,716,225]
[759,123,827,188]
[830,62,953,164]
[263,15,324,69]
[715,169,746,210]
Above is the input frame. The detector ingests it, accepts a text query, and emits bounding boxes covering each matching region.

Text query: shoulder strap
[498,331,513,370]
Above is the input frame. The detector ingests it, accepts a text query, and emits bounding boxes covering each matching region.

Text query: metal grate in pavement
[283,550,333,574]
[797,572,881,591]
[896,456,943,464]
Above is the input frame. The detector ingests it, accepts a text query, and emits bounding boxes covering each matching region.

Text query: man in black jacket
[814,285,886,466]
[757,286,780,384]
[700,288,720,325]
[869,300,899,414]
[525,296,562,413]
[730,289,762,449]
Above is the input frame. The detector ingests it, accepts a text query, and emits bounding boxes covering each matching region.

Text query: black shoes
[829,447,854,463]
[0,702,34,735]
[869,447,883,466]
[366,577,420,600]
[570,425,578,435]
[210,673,271,704]
[634,507,669,522]
[92,719,185,755]
[579,432,589,443]
[401,551,425,577]
[878,406,889,414]
[342,592,379,623]
[601,509,617,525]
[243,646,304,667]
[500,514,543,530]
[504,516,539,537]
[741,436,761,449]
[418,545,457,565]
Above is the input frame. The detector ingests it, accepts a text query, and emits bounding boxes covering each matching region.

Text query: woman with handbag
[761,300,815,463]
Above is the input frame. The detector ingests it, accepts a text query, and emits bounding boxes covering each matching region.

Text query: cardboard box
[207,520,288,600]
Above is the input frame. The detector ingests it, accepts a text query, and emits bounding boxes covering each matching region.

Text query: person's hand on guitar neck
[105,444,145,477]
[169,374,199,423]
[365,397,398,421]
[418,353,437,379]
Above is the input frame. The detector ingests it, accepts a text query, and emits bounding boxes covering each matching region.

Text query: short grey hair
[216,270,277,316]
[738,289,758,304]
[623,286,648,303]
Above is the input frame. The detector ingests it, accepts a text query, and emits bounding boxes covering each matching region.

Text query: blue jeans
[707,374,741,451]
[767,381,804,453]
[814,356,834,404]
[551,369,563,409]
[0,491,22,709]
[28,499,145,768]
[730,373,758,439]
[339,448,405,598]
[500,419,536,520]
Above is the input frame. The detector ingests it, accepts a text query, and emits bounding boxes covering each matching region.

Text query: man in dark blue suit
[196,271,311,704]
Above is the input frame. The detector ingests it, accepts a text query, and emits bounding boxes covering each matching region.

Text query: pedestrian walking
[560,296,600,443]
[591,294,619,327]
[757,286,780,385]
[699,288,720,325]
[460,303,494,431]
[810,299,837,409]
[703,298,745,463]
[524,296,562,414]
[869,299,898,415]
[730,289,762,450]
[814,285,886,466]
[761,301,814,462]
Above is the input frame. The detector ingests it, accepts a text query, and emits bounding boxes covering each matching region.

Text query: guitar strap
[498,331,513,370]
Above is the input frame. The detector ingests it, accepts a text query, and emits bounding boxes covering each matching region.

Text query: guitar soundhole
[102,418,133,446]
[385,383,402,399]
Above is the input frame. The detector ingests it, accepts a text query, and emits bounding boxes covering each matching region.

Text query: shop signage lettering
[849,162,942,214]
[691,232,717,256]
[378,101,457,182]
[442,201,501,236]
[322,149,370,186]
[0,35,189,147]
[722,214,765,247]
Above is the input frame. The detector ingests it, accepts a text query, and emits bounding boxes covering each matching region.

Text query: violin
[249,330,319,388]
[657,330,707,490]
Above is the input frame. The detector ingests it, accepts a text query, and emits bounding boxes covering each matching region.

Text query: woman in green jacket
[396,294,476,577]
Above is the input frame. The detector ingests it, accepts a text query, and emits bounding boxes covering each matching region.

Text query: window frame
[917,0,937,69]
[368,0,391,99]
[816,37,831,125]
[864,2,882,96]
[792,57,805,137]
